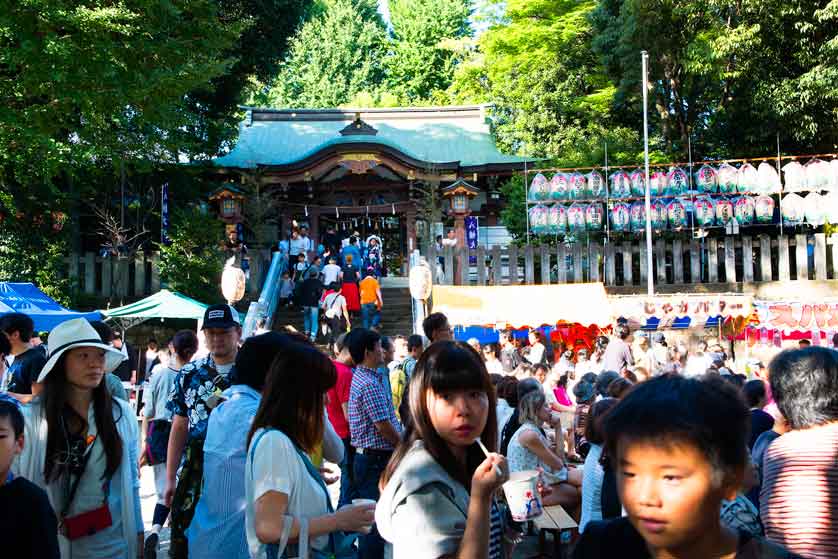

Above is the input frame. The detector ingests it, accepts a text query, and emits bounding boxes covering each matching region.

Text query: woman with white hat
[13,318,144,558]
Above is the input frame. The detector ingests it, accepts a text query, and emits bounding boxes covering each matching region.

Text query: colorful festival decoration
[715,197,734,223]
[695,165,717,194]
[529,204,549,233]
[549,172,569,201]
[609,170,632,199]
[754,194,775,223]
[587,170,607,198]
[666,167,689,196]
[693,196,716,226]
[650,170,668,196]
[738,162,759,193]
[568,172,587,200]
[667,199,688,229]
[650,199,668,229]
[529,173,549,201]
[585,203,604,231]
[718,163,738,194]
[548,204,567,234]
[757,162,782,194]
[611,203,631,232]
[781,193,804,225]
[567,203,587,232]
[733,196,755,225]
[629,169,646,197]
[630,201,646,231]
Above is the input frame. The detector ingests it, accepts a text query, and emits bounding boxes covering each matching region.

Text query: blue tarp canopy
[0,282,101,332]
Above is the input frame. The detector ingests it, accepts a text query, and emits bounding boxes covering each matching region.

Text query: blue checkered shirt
[349,365,402,450]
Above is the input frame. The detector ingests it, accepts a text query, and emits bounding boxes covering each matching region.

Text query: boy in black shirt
[0,396,59,558]
[0,313,47,402]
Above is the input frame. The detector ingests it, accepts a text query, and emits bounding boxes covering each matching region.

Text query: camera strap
[61,434,98,520]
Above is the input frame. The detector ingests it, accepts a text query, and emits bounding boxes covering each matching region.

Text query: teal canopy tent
[100,289,212,330]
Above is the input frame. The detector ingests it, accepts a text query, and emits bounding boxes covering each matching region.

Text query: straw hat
[36,318,125,383]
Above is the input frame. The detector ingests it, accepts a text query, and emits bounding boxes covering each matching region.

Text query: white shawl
[14,398,141,558]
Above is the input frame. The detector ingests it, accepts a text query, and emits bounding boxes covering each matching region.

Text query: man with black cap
[164,304,241,559]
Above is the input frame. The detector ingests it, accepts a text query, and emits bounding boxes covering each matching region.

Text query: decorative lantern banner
[587,170,607,198]
[529,204,549,234]
[803,192,825,225]
[824,191,838,224]
[465,216,479,249]
[718,163,738,194]
[805,158,831,190]
[548,204,567,233]
[567,203,587,232]
[695,165,717,194]
[754,194,775,223]
[630,201,646,231]
[612,294,753,330]
[609,170,632,199]
[715,197,734,223]
[738,162,759,193]
[650,199,668,230]
[550,172,569,201]
[161,183,171,245]
[666,167,689,196]
[733,196,755,225]
[757,162,782,194]
[667,199,687,228]
[529,173,549,201]
[694,196,716,226]
[754,300,838,334]
[782,160,806,192]
[830,160,838,191]
[781,193,804,225]
[629,169,646,197]
[585,203,604,231]
[568,172,587,200]
[649,170,668,196]
[611,203,630,232]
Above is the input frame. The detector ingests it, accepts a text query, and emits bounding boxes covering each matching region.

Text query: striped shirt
[760,421,838,559]
[489,499,503,559]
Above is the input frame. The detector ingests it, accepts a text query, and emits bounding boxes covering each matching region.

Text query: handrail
[242,251,286,339]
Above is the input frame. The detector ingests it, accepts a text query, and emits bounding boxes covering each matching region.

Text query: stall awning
[0,282,101,332]
[100,290,214,329]
[431,283,612,329]
[611,294,753,330]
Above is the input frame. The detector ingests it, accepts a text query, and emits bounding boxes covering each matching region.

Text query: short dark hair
[615,324,631,340]
[607,377,633,399]
[585,397,619,445]
[235,332,293,392]
[381,336,393,352]
[496,376,520,406]
[603,374,749,484]
[742,379,767,408]
[0,313,34,343]
[769,347,838,430]
[422,312,449,341]
[596,370,621,397]
[171,330,199,363]
[407,334,424,351]
[0,334,11,357]
[347,328,381,364]
[0,400,24,438]
[88,320,114,343]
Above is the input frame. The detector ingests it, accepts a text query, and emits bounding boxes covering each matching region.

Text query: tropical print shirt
[167,354,235,441]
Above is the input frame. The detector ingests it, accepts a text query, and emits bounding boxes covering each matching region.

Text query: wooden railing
[66,249,274,301]
[426,233,838,287]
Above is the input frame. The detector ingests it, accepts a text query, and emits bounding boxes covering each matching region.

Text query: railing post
[150,252,161,292]
[689,241,701,284]
[622,242,633,286]
[639,242,648,285]
[589,243,601,283]
[556,244,567,284]
[759,235,772,282]
[707,238,718,283]
[444,248,454,285]
[742,237,754,282]
[84,252,96,295]
[672,240,683,284]
[508,245,519,285]
[604,243,616,286]
[540,245,551,285]
[492,246,502,285]
[524,245,535,285]
[134,252,146,296]
[831,234,838,280]
[572,243,583,283]
[814,233,827,280]
[476,246,486,285]
[655,240,667,284]
[795,234,809,280]
[777,236,790,281]
[102,259,112,298]
[724,237,737,283]
[457,247,468,285]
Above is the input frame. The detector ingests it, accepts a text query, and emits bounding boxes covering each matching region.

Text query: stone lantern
[441,179,480,249]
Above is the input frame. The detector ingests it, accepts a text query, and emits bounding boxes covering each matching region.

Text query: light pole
[641,50,654,297]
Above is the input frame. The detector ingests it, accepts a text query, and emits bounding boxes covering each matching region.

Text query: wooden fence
[66,249,274,300]
[427,233,838,287]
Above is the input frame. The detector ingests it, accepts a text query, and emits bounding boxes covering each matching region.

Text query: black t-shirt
[298,278,324,308]
[112,343,137,382]
[342,265,359,283]
[749,409,775,450]
[573,516,803,559]
[5,347,47,394]
[0,476,60,559]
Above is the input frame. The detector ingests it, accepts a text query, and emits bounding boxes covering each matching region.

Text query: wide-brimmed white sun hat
[37,318,126,383]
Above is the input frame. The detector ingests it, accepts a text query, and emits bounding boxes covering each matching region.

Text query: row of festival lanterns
[0,210,68,231]
[527,159,838,202]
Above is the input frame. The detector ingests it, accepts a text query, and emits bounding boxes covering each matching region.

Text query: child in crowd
[377,341,509,559]
[0,395,60,558]
[278,272,294,307]
[573,374,801,558]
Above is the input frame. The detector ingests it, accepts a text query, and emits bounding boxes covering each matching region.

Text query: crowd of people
[0,304,837,559]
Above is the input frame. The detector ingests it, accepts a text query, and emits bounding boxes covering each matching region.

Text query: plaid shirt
[349,365,402,450]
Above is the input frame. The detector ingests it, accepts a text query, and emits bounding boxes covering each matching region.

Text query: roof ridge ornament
[339,113,378,136]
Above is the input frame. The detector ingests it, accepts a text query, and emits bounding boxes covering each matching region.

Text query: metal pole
[642,51,654,296]
[524,158,530,244]
[777,133,784,237]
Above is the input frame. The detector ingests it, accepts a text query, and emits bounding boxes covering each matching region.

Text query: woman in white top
[245,341,373,559]
[15,318,143,559]
[507,389,582,515]
[482,343,504,376]
[578,398,619,532]
[523,330,546,365]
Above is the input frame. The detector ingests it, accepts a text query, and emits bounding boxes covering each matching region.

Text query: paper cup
[352,499,376,533]
[502,470,543,521]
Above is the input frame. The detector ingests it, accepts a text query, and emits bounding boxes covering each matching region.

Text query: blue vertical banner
[161,183,170,245]
[465,216,478,265]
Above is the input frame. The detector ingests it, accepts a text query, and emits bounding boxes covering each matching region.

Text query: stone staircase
[271,286,415,338]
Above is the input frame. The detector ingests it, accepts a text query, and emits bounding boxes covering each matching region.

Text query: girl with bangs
[376,341,510,559]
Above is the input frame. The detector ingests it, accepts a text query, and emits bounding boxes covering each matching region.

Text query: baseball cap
[202,304,241,330]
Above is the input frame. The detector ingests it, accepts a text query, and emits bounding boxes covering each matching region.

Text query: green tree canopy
[259,0,388,107]
[158,208,225,303]
[385,0,472,103]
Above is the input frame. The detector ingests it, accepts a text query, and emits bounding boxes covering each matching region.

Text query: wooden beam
[759,235,772,282]
[672,240,683,284]
[622,242,633,286]
[572,243,584,283]
[814,233,827,280]
[476,246,486,285]
[589,243,601,283]
[707,238,718,283]
[492,245,502,285]
[724,237,736,283]
[777,236,790,281]
[604,243,616,286]
[524,245,535,285]
[689,241,701,284]
[540,245,551,285]
[741,237,754,282]
[84,252,96,295]
[557,244,567,284]
[655,240,667,284]
[639,242,648,285]
[508,245,519,285]
[832,234,838,280]
[795,234,808,280]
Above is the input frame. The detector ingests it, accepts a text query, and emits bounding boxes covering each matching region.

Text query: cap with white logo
[202,304,241,330]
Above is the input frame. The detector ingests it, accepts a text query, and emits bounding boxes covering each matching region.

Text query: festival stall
[743,299,838,346]
[431,283,612,347]
[100,289,222,330]
[0,282,102,332]
[610,293,754,333]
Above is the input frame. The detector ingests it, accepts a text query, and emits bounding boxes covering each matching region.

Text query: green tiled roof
[213,105,531,170]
